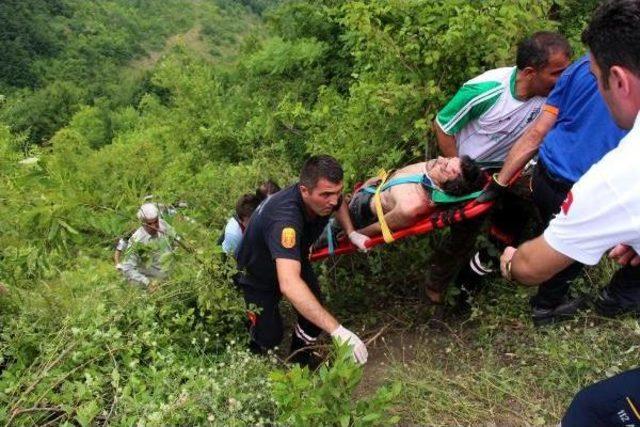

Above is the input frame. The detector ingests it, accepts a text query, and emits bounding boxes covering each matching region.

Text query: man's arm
[276,258,339,333]
[356,203,420,237]
[121,252,151,286]
[433,121,458,157]
[114,237,129,268]
[497,109,558,184]
[334,198,356,235]
[334,197,370,250]
[433,81,504,158]
[500,236,573,285]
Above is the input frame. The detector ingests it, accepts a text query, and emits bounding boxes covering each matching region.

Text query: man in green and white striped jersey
[425,32,572,309]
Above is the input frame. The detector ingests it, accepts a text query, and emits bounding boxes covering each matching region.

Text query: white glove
[330,325,368,364]
[348,231,370,252]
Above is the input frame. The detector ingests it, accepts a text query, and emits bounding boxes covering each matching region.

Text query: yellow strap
[373,169,395,243]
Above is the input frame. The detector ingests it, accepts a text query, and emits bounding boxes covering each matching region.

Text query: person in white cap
[121,203,177,289]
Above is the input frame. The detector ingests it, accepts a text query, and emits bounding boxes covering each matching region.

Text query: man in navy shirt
[236,155,369,365]
[490,54,628,324]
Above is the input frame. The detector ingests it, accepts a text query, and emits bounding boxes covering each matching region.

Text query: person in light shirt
[426,32,572,307]
[121,203,177,289]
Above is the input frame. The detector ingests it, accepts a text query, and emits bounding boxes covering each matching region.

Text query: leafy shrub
[0,251,274,425]
[246,37,327,76]
[67,105,113,149]
[0,0,68,87]
[1,82,85,146]
[271,344,401,426]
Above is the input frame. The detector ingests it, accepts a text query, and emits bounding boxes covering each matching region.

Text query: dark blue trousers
[563,368,640,427]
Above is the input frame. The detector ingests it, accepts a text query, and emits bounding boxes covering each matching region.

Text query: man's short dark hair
[300,155,343,189]
[516,31,572,70]
[235,193,261,222]
[256,179,281,201]
[440,156,485,196]
[582,0,640,88]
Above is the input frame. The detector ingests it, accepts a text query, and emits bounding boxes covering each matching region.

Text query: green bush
[1,82,85,146]
[67,105,113,149]
[271,344,401,426]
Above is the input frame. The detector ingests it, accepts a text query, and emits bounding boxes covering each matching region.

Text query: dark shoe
[449,257,491,318]
[594,288,640,318]
[531,296,587,327]
[288,332,324,369]
[449,284,477,318]
[288,349,323,370]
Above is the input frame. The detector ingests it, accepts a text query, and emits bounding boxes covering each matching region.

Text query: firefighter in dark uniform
[236,155,369,365]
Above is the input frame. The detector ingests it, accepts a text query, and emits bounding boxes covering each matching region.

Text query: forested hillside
[2,0,637,425]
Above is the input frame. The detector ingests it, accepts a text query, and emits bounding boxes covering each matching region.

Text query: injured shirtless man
[349,156,485,237]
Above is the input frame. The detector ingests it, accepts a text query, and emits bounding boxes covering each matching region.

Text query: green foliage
[67,104,113,150]
[234,0,281,16]
[0,0,617,424]
[0,0,252,146]
[271,344,401,426]
[247,37,327,75]
[0,250,275,424]
[1,82,85,147]
[0,0,69,88]
[553,0,600,51]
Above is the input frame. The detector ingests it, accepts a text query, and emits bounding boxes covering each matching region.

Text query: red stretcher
[310,198,495,262]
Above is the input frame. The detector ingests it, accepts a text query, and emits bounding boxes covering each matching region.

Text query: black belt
[537,159,573,193]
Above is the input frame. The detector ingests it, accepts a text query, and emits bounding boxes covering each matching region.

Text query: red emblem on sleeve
[561,191,573,215]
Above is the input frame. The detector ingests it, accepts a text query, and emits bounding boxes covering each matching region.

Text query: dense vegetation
[2,0,635,425]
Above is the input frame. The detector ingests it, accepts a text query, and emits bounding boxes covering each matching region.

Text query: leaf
[361,412,381,423]
[58,219,79,235]
[75,400,100,427]
[47,221,60,240]
[111,367,120,386]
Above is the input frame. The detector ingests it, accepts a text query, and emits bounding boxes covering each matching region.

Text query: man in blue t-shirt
[488,54,628,325]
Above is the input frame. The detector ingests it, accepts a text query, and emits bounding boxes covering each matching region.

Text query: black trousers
[529,160,584,308]
[425,176,534,294]
[531,160,640,308]
[239,265,323,363]
[563,368,640,427]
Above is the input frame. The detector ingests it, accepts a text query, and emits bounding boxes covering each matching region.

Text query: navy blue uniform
[563,368,640,427]
[236,184,332,358]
